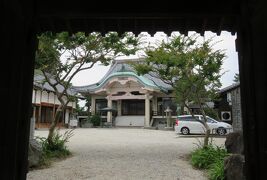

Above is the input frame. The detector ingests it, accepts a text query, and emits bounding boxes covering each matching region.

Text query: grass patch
[208,159,225,180]
[32,129,74,170]
[190,140,229,180]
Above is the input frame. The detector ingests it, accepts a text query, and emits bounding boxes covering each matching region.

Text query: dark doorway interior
[122,100,145,115]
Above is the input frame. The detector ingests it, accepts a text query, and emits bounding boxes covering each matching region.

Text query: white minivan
[174,115,233,136]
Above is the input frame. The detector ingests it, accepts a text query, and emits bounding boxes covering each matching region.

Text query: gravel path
[27,128,225,180]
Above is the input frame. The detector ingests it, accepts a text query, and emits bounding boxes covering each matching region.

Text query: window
[40,107,63,123]
[207,117,216,123]
[95,99,107,115]
[179,116,198,121]
[200,116,216,123]
[122,100,145,115]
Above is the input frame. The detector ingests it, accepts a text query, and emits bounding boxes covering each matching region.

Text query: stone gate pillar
[145,93,151,127]
[107,96,112,123]
[91,96,96,115]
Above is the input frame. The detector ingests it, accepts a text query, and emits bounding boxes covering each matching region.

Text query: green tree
[74,96,91,116]
[85,95,92,115]
[35,31,139,144]
[133,34,225,146]
[73,98,86,115]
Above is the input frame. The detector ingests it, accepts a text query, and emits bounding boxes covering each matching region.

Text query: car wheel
[217,128,226,136]
[181,127,190,135]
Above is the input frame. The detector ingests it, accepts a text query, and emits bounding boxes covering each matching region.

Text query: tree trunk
[185,100,211,147]
[203,123,211,147]
[180,102,185,115]
[200,105,210,147]
[47,104,65,144]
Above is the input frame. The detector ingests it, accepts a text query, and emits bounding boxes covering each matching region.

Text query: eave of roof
[36,1,240,36]
[73,59,172,94]
[91,71,161,91]
[219,82,240,93]
[33,70,78,96]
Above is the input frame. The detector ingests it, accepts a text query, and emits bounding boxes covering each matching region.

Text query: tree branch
[41,70,63,102]
[61,60,80,82]
[79,62,96,71]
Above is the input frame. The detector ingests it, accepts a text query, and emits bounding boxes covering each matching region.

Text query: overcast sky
[71,31,239,89]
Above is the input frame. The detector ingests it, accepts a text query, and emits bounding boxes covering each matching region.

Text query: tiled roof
[33,70,78,96]
[219,82,240,93]
[73,59,173,94]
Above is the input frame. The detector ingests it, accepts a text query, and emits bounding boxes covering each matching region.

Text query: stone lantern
[164,106,173,129]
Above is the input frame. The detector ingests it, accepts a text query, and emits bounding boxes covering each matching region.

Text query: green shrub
[209,159,225,180]
[36,152,52,169]
[190,141,228,180]
[36,129,74,159]
[90,114,101,126]
[191,144,228,169]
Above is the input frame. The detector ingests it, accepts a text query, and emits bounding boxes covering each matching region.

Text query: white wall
[115,116,144,126]
[32,89,36,103]
[41,91,49,103]
[48,93,55,104]
[32,89,76,108]
[34,90,41,104]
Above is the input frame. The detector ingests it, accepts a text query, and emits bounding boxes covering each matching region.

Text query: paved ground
[27,128,226,180]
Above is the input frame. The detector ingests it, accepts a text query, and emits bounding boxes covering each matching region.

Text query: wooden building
[32,70,76,128]
[74,59,178,128]
[215,82,242,131]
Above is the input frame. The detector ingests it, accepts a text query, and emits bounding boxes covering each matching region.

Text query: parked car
[175,115,233,136]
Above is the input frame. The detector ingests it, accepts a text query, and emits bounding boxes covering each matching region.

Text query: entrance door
[116,100,145,126]
[121,100,145,115]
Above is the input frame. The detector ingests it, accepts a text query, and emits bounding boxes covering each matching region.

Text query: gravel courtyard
[27,128,226,180]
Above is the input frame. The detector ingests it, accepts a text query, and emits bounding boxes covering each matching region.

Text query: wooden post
[91,96,96,115]
[38,90,42,128]
[1,0,37,179]
[237,1,267,179]
[145,93,150,127]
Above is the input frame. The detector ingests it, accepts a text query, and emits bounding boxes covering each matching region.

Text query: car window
[206,117,217,123]
[200,116,217,123]
[178,116,198,121]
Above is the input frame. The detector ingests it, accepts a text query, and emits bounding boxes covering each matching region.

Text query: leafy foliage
[89,114,101,126]
[36,32,140,75]
[191,144,228,169]
[208,159,225,180]
[190,141,228,180]
[133,34,225,107]
[74,98,88,116]
[133,34,225,146]
[203,107,220,120]
[36,129,74,159]
[35,31,140,143]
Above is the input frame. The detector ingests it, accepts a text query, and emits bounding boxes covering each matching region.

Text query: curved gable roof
[90,71,159,91]
[74,59,173,94]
